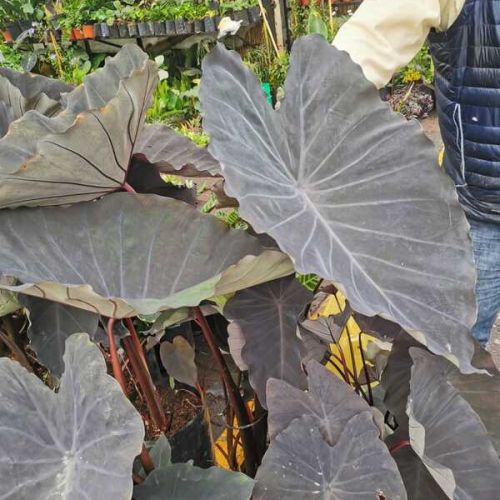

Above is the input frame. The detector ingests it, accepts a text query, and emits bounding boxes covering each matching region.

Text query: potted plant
[128,21,138,37]
[71,26,85,40]
[193,18,204,33]
[82,23,95,39]
[1,27,13,42]
[203,15,217,32]
[0,39,496,499]
[164,19,176,35]
[137,21,154,37]
[175,18,188,35]
[153,20,166,36]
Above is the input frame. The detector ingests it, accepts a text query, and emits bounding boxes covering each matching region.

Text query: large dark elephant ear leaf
[391,447,448,499]
[0,101,15,137]
[0,45,157,208]
[224,276,312,407]
[408,348,500,499]
[200,35,477,373]
[254,413,407,499]
[133,123,221,176]
[0,332,144,500]
[267,360,369,444]
[0,193,293,318]
[21,295,99,377]
[447,366,500,454]
[381,330,422,431]
[134,462,254,500]
[0,67,72,120]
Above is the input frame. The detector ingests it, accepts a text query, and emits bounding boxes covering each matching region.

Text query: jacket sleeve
[332,0,465,88]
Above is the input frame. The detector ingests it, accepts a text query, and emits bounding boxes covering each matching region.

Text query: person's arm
[333,0,465,88]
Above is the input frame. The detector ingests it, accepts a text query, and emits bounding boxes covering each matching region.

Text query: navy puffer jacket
[428,0,500,223]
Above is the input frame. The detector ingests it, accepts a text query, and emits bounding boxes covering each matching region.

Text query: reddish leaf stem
[123,335,168,432]
[107,318,127,393]
[125,317,147,367]
[108,319,156,478]
[194,307,258,477]
[140,445,155,474]
[122,182,136,193]
[389,439,411,455]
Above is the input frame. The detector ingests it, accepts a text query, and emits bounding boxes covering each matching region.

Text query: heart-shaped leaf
[254,413,407,499]
[0,45,157,208]
[224,276,312,407]
[22,295,100,376]
[0,332,144,499]
[0,193,293,318]
[159,336,198,387]
[134,462,254,500]
[267,360,369,444]
[408,348,500,499]
[381,331,422,431]
[200,35,477,373]
[149,434,172,469]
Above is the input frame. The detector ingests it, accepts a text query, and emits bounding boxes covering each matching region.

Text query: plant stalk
[194,307,259,477]
[125,318,147,367]
[0,317,32,371]
[122,182,136,193]
[140,445,155,474]
[328,0,334,34]
[389,439,411,455]
[107,318,127,393]
[123,335,168,431]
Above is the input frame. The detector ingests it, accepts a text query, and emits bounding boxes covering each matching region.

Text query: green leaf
[306,11,328,40]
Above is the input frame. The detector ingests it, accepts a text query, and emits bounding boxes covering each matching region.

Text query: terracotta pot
[1,30,13,42]
[82,24,95,39]
[72,27,85,40]
[6,21,22,40]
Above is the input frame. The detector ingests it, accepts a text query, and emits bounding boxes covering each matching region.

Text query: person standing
[333,0,500,346]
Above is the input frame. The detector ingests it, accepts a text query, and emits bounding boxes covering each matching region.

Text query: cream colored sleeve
[333,0,465,88]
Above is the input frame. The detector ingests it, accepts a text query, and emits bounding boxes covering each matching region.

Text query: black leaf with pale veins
[200,35,477,373]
